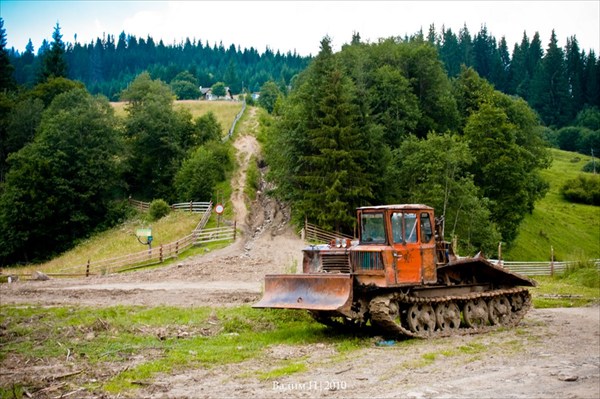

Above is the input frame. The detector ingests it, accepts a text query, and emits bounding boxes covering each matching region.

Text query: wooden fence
[492,259,600,276]
[303,221,355,243]
[49,223,236,277]
[171,201,212,213]
[128,198,212,214]
[224,101,246,141]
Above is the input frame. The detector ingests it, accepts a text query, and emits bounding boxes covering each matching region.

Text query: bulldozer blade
[253,274,353,311]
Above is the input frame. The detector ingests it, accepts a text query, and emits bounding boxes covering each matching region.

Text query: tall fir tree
[439,27,461,77]
[39,22,68,82]
[531,30,571,126]
[583,51,600,107]
[0,18,16,91]
[565,36,585,118]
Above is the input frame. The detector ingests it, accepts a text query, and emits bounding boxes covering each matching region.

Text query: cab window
[361,213,386,244]
[420,212,433,243]
[391,212,418,243]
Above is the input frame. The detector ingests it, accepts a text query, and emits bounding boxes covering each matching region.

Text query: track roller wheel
[406,303,436,334]
[463,298,489,328]
[435,302,461,331]
[488,295,512,325]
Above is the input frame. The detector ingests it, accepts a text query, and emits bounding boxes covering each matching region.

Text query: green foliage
[170,71,200,100]
[387,133,501,255]
[122,73,194,201]
[30,76,86,106]
[267,37,383,231]
[211,81,227,97]
[174,145,231,201]
[258,80,282,113]
[119,71,173,106]
[560,174,600,205]
[582,160,598,173]
[0,88,124,264]
[561,260,600,289]
[368,64,420,147]
[530,31,572,127]
[574,106,600,130]
[148,199,171,221]
[456,69,550,244]
[194,111,223,144]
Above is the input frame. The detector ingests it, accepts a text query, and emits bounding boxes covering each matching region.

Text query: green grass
[13,211,201,275]
[0,305,367,397]
[111,100,243,137]
[530,260,600,308]
[506,148,600,261]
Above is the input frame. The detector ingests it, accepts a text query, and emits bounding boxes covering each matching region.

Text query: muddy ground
[1,108,599,398]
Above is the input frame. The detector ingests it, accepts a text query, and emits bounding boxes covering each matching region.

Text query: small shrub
[582,160,598,173]
[148,199,171,221]
[560,174,600,205]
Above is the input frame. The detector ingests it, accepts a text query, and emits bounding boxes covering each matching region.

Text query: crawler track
[369,287,531,339]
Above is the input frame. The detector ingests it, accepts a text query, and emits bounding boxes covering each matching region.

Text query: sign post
[215,203,224,228]
[136,228,153,250]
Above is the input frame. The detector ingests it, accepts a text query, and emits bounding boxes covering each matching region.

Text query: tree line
[6,22,600,130]
[6,22,309,101]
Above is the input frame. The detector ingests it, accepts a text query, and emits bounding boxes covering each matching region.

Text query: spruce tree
[0,18,16,91]
[531,30,571,126]
[39,22,68,82]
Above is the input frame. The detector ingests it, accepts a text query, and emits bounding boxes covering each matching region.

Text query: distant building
[199,86,234,101]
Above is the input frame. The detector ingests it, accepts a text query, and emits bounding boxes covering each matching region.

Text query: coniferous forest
[0,20,599,265]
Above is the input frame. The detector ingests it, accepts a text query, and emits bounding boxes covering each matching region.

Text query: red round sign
[215,204,224,214]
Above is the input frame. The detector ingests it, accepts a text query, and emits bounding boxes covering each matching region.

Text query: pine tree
[39,22,68,82]
[439,27,461,77]
[508,32,530,97]
[531,30,571,126]
[565,36,585,119]
[271,37,381,231]
[583,51,600,107]
[0,18,16,91]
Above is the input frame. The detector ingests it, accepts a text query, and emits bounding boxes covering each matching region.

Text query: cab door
[390,212,422,284]
[420,211,437,283]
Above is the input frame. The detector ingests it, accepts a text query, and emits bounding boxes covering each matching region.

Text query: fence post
[550,246,555,276]
[160,245,163,263]
[497,242,503,266]
[86,259,90,277]
[190,201,193,212]
[176,240,179,256]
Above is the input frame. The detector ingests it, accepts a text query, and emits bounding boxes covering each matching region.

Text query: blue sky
[2,1,599,56]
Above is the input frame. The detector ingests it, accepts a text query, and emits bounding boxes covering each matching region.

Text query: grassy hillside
[506,148,599,261]
[111,100,243,136]
[16,211,201,275]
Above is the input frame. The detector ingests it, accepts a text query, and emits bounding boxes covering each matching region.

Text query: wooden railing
[172,201,212,213]
[492,259,600,276]
[303,221,354,243]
